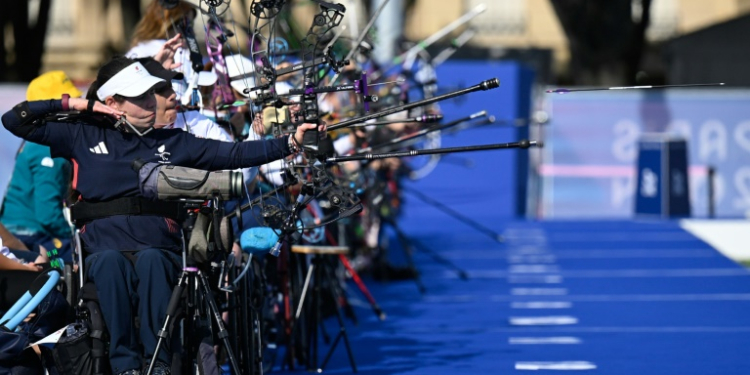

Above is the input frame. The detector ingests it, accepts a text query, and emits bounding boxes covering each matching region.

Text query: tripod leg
[239,270,253,375]
[282,254,311,370]
[387,218,469,280]
[319,330,343,370]
[402,186,504,242]
[225,262,246,374]
[319,259,358,373]
[284,262,317,369]
[247,259,266,375]
[385,219,426,294]
[197,272,242,375]
[294,263,314,320]
[319,317,331,344]
[279,245,294,371]
[311,258,321,371]
[146,271,187,375]
[402,231,469,280]
[324,226,386,321]
[338,254,387,320]
[251,309,264,375]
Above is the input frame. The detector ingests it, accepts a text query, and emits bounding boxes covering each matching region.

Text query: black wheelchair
[57,197,277,375]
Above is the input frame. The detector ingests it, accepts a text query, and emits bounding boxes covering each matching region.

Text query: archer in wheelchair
[1,54,324,375]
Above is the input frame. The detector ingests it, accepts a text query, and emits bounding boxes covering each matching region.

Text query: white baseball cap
[97,62,165,100]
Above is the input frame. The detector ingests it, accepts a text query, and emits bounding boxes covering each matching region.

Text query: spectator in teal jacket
[0,71,80,263]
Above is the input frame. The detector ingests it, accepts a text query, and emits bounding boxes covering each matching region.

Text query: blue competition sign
[635,137,664,216]
[543,89,750,218]
[666,139,690,216]
[634,135,690,217]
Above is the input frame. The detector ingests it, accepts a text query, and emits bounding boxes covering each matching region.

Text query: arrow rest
[325,46,349,74]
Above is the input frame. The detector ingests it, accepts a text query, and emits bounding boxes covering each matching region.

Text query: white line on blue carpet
[511,301,573,309]
[515,361,596,370]
[511,288,569,295]
[509,316,579,325]
[508,275,564,284]
[445,268,750,279]
[440,249,716,260]
[509,337,582,344]
[422,293,750,303]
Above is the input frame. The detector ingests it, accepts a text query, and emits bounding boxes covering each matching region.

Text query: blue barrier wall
[542,89,750,218]
[398,61,535,234]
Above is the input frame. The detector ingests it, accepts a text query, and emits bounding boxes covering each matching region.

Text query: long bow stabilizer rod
[359,111,487,153]
[328,78,499,130]
[546,83,725,94]
[327,139,541,163]
[373,115,497,153]
[350,114,443,127]
[364,116,497,158]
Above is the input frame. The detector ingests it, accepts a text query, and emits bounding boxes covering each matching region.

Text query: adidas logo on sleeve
[89,141,109,154]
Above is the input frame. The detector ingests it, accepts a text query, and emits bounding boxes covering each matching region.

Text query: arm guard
[9,101,46,138]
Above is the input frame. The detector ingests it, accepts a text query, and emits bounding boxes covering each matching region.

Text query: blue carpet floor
[275,219,750,374]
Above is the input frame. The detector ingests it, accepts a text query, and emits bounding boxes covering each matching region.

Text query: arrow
[546,83,725,94]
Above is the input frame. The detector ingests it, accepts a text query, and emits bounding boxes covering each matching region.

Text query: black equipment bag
[54,289,109,375]
[52,323,94,375]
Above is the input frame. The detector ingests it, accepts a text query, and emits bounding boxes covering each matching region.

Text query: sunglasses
[115,88,156,103]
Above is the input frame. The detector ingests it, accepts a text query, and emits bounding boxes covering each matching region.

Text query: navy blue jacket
[2,100,291,253]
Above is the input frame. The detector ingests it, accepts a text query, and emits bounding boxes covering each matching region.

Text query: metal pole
[708,166,716,218]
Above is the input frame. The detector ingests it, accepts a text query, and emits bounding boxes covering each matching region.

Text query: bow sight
[286,72,377,112]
